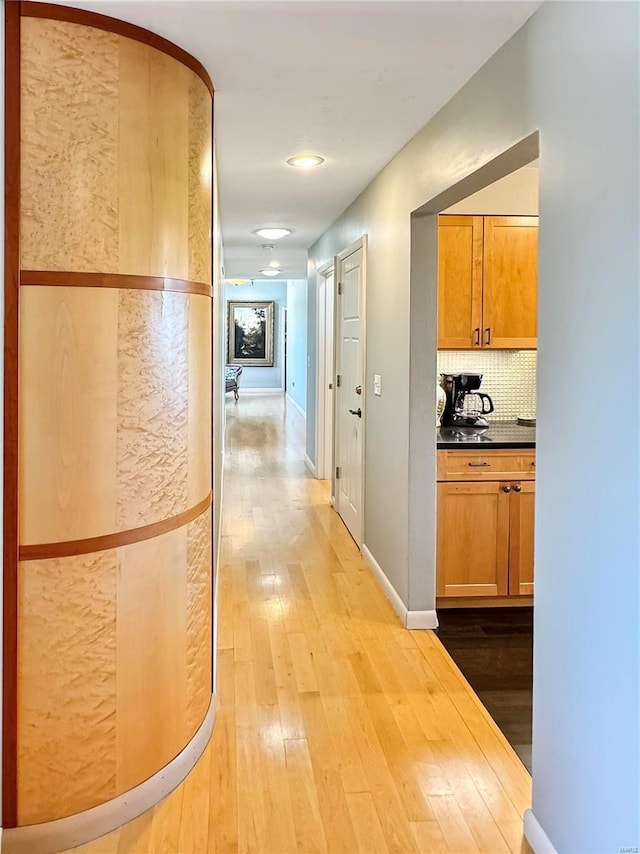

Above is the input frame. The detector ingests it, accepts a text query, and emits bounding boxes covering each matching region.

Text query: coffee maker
[440,372,495,428]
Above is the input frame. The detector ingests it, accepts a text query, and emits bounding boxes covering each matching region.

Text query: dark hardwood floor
[436,607,533,772]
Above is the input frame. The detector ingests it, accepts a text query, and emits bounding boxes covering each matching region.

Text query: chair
[225,365,243,400]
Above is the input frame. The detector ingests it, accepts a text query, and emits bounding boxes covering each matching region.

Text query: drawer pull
[513,484,522,493]
[503,485,512,493]
[468,461,490,467]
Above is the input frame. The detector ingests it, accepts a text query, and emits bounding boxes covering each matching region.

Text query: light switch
[374,374,382,396]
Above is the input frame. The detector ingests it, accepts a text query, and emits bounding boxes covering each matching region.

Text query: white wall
[224,280,287,390]
[443,163,539,215]
[285,280,308,413]
[307,3,639,851]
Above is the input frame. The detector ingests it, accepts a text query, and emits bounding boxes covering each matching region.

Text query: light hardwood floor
[68,392,532,854]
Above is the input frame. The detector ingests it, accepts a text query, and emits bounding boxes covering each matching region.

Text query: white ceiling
[47,0,540,279]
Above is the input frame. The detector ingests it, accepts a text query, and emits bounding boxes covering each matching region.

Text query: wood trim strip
[1,694,217,853]
[3,0,21,828]
[19,494,213,562]
[19,1,214,96]
[20,271,212,298]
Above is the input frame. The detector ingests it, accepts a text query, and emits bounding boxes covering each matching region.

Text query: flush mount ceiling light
[286,154,325,169]
[254,227,292,241]
[226,278,249,287]
[260,268,281,277]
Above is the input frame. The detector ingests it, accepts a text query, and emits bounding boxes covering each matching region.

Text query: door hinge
[338,282,343,295]
[336,375,341,387]
[335,466,341,480]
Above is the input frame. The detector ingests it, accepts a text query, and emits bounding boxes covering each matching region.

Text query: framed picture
[227,300,275,367]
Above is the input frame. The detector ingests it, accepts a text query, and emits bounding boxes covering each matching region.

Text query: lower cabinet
[436,451,535,603]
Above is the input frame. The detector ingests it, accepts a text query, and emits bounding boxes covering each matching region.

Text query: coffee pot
[440,372,495,428]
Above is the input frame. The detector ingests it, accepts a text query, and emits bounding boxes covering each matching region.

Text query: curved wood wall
[4,3,214,829]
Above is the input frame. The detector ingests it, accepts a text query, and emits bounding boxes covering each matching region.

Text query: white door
[335,246,364,545]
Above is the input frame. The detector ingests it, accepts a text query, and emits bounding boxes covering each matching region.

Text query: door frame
[315,261,334,480]
[332,235,367,545]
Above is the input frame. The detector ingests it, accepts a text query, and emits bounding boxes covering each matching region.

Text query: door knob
[348,408,362,418]
[513,484,522,493]
[502,485,512,493]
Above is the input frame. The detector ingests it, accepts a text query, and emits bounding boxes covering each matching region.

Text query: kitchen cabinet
[437,214,538,350]
[436,450,535,604]
[437,215,483,349]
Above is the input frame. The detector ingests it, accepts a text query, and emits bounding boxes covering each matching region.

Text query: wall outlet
[374,374,382,396]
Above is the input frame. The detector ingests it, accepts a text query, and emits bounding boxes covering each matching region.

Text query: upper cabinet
[438,214,538,350]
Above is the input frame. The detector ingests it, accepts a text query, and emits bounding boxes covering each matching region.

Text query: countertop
[437,421,536,449]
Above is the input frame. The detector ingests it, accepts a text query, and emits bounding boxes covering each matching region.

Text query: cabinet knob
[513,484,522,493]
[503,485,512,493]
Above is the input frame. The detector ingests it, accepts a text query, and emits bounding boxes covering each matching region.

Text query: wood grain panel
[188,75,213,286]
[188,295,213,507]
[437,482,510,598]
[116,527,188,793]
[483,216,538,349]
[19,286,119,545]
[118,38,190,279]
[21,1,214,96]
[437,215,483,349]
[509,482,535,596]
[20,17,119,272]
[17,550,118,824]
[186,506,213,738]
[21,270,211,297]
[4,0,22,828]
[116,289,189,529]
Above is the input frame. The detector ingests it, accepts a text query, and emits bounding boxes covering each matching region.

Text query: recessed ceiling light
[255,227,292,240]
[260,268,281,277]
[286,154,325,169]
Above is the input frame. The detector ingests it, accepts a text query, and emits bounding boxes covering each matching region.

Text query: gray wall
[306,3,639,851]
[225,280,287,389]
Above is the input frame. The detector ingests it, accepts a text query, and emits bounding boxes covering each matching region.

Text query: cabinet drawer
[437,449,535,482]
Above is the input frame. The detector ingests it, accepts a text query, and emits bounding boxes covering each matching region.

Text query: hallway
[71,394,531,854]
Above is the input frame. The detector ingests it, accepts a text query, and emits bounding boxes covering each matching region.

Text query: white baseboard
[524,811,557,854]
[362,544,438,630]
[362,544,407,625]
[285,393,306,418]
[406,609,439,629]
[304,454,316,477]
[236,387,284,395]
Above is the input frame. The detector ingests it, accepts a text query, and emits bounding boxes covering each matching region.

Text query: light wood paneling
[116,289,189,530]
[188,295,213,507]
[437,449,536,482]
[483,216,538,349]
[66,394,531,854]
[17,551,118,825]
[118,38,190,279]
[20,17,119,273]
[186,506,213,738]
[437,215,483,349]
[509,482,535,596]
[116,527,188,793]
[437,481,510,597]
[188,75,213,286]
[19,286,118,545]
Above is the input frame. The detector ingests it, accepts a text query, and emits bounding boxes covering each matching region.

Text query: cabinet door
[482,216,538,349]
[437,215,483,349]
[437,482,510,598]
[509,482,535,596]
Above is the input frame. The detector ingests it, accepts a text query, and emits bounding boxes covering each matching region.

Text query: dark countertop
[437,421,536,449]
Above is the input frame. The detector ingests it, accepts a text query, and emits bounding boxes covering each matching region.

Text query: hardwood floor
[68,392,532,854]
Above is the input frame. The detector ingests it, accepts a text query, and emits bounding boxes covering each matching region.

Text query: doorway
[333,238,366,546]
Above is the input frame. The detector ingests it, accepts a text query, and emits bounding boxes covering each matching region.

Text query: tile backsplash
[437,350,537,421]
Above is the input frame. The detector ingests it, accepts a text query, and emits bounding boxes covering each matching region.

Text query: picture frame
[227,300,275,367]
